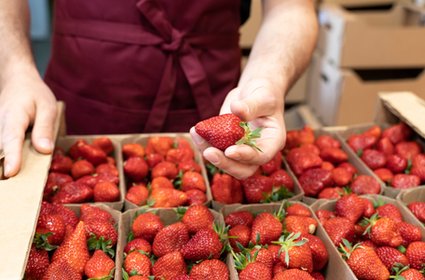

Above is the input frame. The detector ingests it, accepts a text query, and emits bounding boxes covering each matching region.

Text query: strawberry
[152,251,186,279]
[335,194,365,223]
[49,154,73,174]
[340,240,390,279]
[178,159,202,173]
[377,137,394,155]
[150,188,188,208]
[260,153,282,175]
[298,168,333,197]
[315,134,340,150]
[406,241,425,269]
[411,154,425,183]
[374,168,394,184]
[350,175,381,195]
[376,203,403,223]
[249,248,274,269]
[297,126,315,146]
[190,259,229,280]
[145,136,174,156]
[302,234,328,271]
[225,211,254,228]
[364,125,382,139]
[128,276,151,280]
[25,245,50,280]
[166,147,194,164]
[74,175,98,189]
[391,174,420,189]
[195,113,261,151]
[44,172,73,201]
[126,184,149,206]
[69,139,87,160]
[152,222,189,257]
[80,204,114,224]
[71,159,94,179]
[93,181,120,202]
[210,173,233,204]
[398,221,422,246]
[181,228,223,261]
[122,143,145,159]
[323,217,355,246]
[315,209,335,224]
[85,219,118,246]
[347,134,377,154]
[321,161,335,171]
[251,212,283,245]
[338,162,357,175]
[185,189,207,205]
[299,143,321,155]
[181,205,214,234]
[269,169,294,191]
[49,203,79,229]
[320,147,348,164]
[123,251,151,276]
[363,215,403,247]
[79,143,107,166]
[284,215,318,235]
[275,270,315,280]
[95,163,119,177]
[361,149,386,170]
[84,249,114,279]
[286,203,311,217]
[42,260,81,280]
[52,221,90,275]
[145,153,164,168]
[228,225,251,252]
[132,212,164,242]
[36,213,66,246]
[382,123,413,144]
[151,161,178,179]
[106,156,115,165]
[375,246,409,271]
[361,198,376,218]
[124,238,151,255]
[150,176,173,192]
[386,154,408,174]
[286,148,323,176]
[242,174,273,203]
[408,202,425,223]
[395,141,422,160]
[238,262,272,280]
[331,167,353,186]
[92,137,114,155]
[399,268,425,280]
[51,181,93,204]
[123,157,149,182]
[318,187,344,199]
[181,171,206,192]
[275,233,313,273]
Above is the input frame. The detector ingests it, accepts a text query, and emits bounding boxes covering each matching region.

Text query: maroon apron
[44,0,241,134]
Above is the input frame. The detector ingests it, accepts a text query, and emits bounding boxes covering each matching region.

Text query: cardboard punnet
[222,202,352,280]
[317,3,425,68]
[120,133,212,210]
[0,102,64,279]
[307,53,425,126]
[397,186,425,232]
[310,194,425,280]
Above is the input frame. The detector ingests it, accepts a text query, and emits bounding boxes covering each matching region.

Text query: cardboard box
[317,3,425,68]
[397,186,425,232]
[307,53,425,126]
[222,202,352,280]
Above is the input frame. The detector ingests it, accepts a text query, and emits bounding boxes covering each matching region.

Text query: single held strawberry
[181,205,214,234]
[126,184,149,206]
[124,238,151,255]
[225,211,254,228]
[123,250,151,276]
[195,113,262,151]
[122,143,145,159]
[339,239,390,280]
[42,260,82,280]
[132,212,164,242]
[152,222,189,257]
[408,201,425,223]
[405,241,425,270]
[152,251,187,279]
[93,181,120,202]
[181,228,223,261]
[335,194,365,223]
[123,157,149,182]
[374,246,409,271]
[190,259,230,280]
[84,249,115,279]
[273,269,315,280]
[25,245,50,280]
[323,217,355,246]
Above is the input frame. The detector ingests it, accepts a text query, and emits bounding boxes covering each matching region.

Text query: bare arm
[191,0,318,179]
[0,1,57,177]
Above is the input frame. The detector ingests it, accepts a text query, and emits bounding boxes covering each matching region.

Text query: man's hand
[191,79,286,179]
[0,67,57,177]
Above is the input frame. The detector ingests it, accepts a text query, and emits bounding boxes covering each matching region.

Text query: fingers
[189,127,210,152]
[31,100,57,154]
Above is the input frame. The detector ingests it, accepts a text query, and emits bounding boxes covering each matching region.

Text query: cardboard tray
[396,186,425,231]
[222,202,353,280]
[120,133,212,210]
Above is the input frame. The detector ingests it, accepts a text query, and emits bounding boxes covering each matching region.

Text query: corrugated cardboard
[120,133,212,210]
[307,53,425,126]
[0,102,64,280]
[396,186,425,232]
[222,202,352,280]
[317,3,425,68]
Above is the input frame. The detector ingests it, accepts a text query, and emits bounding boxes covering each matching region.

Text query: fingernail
[38,138,53,151]
[208,154,219,165]
[193,135,206,146]
[225,147,240,160]
[4,163,11,177]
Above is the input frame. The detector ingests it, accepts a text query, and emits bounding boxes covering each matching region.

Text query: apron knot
[161,29,183,52]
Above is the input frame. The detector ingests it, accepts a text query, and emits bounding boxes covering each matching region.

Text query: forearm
[0,1,36,87]
[239,0,318,98]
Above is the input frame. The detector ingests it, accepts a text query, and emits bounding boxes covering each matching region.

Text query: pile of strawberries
[225,203,328,279]
[347,123,425,189]
[25,203,118,279]
[123,204,229,279]
[209,152,296,205]
[316,193,425,279]
[123,136,208,208]
[285,126,381,199]
[44,137,121,204]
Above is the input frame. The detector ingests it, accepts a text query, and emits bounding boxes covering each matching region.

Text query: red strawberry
[315,209,335,224]
[395,141,422,160]
[84,219,118,246]
[298,168,333,197]
[347,134,377,154]
[398,221,422,246]
[181,205,214,234]
[276,233,313,273]
[391,174,421,189]
[321,161,335,171]
[123,251,151,276]
[302,233,329,271]
[382,123,413,144]
[286,203,311,217]
[150,176,174,191]
[286,148,323,176]
[335,194,365,223]
[25,245,50,280]
[152,251,186,279]
[145,136,174,156]
[166,148,194,164]
[211,173,233,204]
[152,222,189,257]
[79,143,107,166]
[93,181,120,202]
[80,204,114,224]
[181,171,206,192]
[269,169,294,191]
[260,152,282,175]
[350,175,381,195]
[250,212,283,245]
[408,202,425,223]
[399,268,425,280]
[195,113,261,151]
[71,159,94,179]
[44,172,73,201]
[190,259,229,280]
[338,162,357,175]
[274,269,314,280]
[374,168,394,184]
[178,159,202,173]
[249,248,273,269]
[318,187,344,200]
[42,260,81,280]
[52,221,90,275]
[49,203,79,229]
[122,143,145,159]
[376,203,403,223]
[364,125,382,139]
[69,139,87,160]
[320,147,348,164]
[375,246,409,271]
[181,228,223,260]
[386,154,408,173]
[84,250,115,279]
[126,184,149,206]
[297,126,315,146]
[242,174,273,203]
[145,153,164,168]
[238,261,272,280]
[92,137,114,155]
[51,181,93,204]
[225,211,254,228]
[365,215,403,247]
[151,161,178,179]
[331,167,353,186]
[315,135,340,150]
[361,198,376,218]
[185,189,208,205]
[150,188,188,208]
[299,143,321,155]
[228,225,251,252]
[132,212,164,242]
[49,154,73,174]
[406,241,425,269]
[124,238,151,255]
[124,157,149,182]
[377,137,394,155]
[323,217,355,246]
[361,149,386,170]
[95,163,118,177]
[36,213,66,246]
[285,215,318,235]
[411,154,425,183]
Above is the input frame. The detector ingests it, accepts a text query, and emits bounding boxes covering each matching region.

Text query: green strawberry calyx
[236,123,263,152]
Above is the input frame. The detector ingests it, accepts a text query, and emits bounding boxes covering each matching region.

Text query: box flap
[378,91,425,139]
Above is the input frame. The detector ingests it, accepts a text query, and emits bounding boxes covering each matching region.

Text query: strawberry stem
[236,122,262,152]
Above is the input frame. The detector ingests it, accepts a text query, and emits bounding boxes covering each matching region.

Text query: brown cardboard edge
[119,133,212,211]
[55,135,125,211]
[396,186,425,233]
